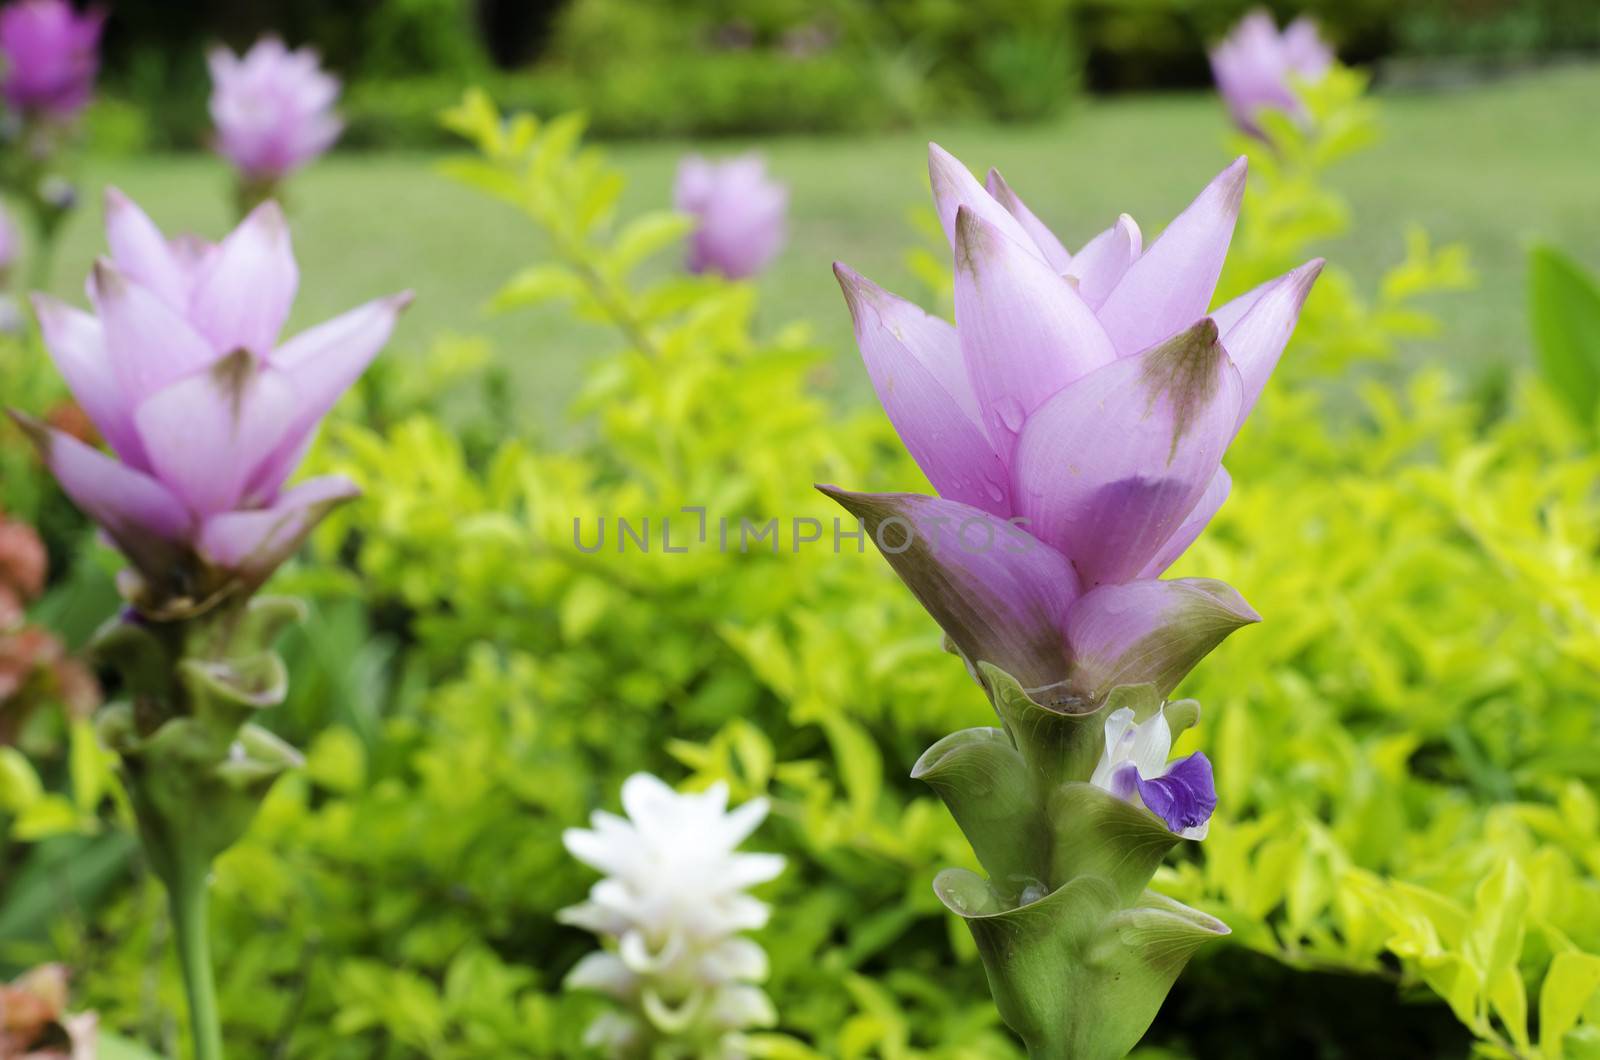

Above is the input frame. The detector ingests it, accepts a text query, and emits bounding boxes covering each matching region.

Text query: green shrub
[341,49,904,147]
[6,71,1600,1059]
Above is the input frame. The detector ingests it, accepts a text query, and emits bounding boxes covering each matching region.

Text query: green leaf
[729,719,775,790]
[98,1031,169,1060]
[609,211,695,276]
[820,713,882,822]
[68,718,109,814]
[306,726,367,794]
[0,747,43,810]
[1488,964,1529,1055]
[1541,952,1600,1059]
[435,158,525,205]
[0,832,138,947]
[1529,245,1600,430]
[12,795,82,839]
[489,265,584,313]
[439,88,505,153]
[1467,860,1528,982]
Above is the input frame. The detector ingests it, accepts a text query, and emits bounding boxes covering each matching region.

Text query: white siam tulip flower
[560,773,785,1059]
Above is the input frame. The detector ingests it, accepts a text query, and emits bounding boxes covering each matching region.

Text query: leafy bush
[4,68,1599,1060]
[343,51,903,147]
[1393,0,1600,62]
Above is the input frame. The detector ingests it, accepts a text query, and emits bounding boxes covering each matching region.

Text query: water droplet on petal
[996,397,1025,433]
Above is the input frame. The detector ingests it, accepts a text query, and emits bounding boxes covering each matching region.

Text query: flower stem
[167,853,225,1060]
[26,210,56,294]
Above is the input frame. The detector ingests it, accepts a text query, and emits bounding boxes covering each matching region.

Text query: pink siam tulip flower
[0,0,102,121]
[1208,10,1335,136]
[208,37,343,184]
[9,189,410,616]
[824,144,1322,708]
[674,153,788,280]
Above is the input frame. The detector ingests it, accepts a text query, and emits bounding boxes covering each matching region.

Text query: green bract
[916,671,1226,1058]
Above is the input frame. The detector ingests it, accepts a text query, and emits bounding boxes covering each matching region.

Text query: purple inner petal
[1109,761,1141,802]
[1134,752,1217,833]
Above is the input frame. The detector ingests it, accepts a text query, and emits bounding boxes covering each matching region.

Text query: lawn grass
[40,63,1600,430]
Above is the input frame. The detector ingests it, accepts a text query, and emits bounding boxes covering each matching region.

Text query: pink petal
[132,355,296,518]
[953,207,1117,460]
[1096,158,1248,357]
[7,412,190,576]
[984,168,1073,273]
[835,264,1010,516]
[1012,319,1243,588]
[1066,214,1143,310]
[31,293,148,469]
[1137,467,1231,579]
[1215,258,1324,436]
[189,199,299,356]
[90,260,220,405]
[103,187,189,308]
[819,486,1081,692]
[248,291,412,500]
[928,143,1042,262]
[1065,578,1259,700]
[199,475,358,582]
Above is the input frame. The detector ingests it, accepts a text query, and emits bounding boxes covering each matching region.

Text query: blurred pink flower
[0,0,102,121]
[674,153,788,280]
[208,37,343,183]
[11,189,409,614]
[0,963,97,1058]
[0,506,47,627]
[1209,10,1334,136]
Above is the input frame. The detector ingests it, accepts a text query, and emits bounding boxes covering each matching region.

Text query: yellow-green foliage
[1168,375,1600,1059]
[15,77,1600,1059]
[1154,66,1600,1060]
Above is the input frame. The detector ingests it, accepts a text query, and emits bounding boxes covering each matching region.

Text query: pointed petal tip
[27,291,61,320]
[830,263,873,322]
[927,143,970,186]
[5,409,52,458]
[831,259,861,292]
[1211,580,1262,625]
[319,474,362,502]
[814,483,895,521]
[389,289,417,312]
[1216,156,1249,206]
[241,197,291,239]
[89,257,123,297]
[1232,596,1263,625]
[952,204,987,263]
